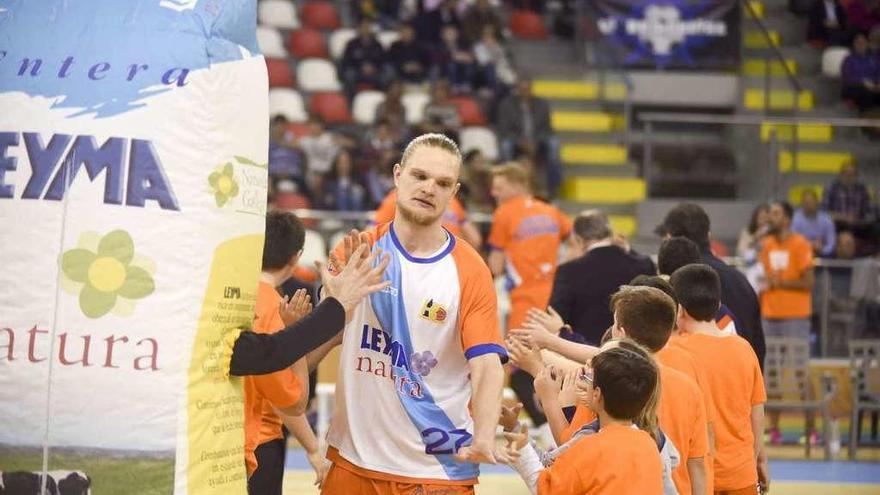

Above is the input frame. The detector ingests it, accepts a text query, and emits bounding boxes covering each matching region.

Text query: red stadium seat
[509,10,548,40]
[450,96,487,126]
[284,122,311,139]
[266,58,296,88]
[301,1,341,30]
[288,29,329,59]
[310,92,352,124]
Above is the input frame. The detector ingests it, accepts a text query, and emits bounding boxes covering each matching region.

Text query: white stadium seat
[300,229,328,268]
[822,47,850,79]
[459,126,499,161]
[377,31,400,49]
[268,88,308,122]
[352,90,387,125]
[329,28,356,60]
[401,91,430,124]
[258,0,300,29]
[257,26,287,58]
[296,58,342,92]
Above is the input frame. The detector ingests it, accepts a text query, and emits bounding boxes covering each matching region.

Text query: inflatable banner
[0,1,268,493]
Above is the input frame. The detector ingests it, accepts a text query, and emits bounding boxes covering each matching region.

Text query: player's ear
[393,163,402,185]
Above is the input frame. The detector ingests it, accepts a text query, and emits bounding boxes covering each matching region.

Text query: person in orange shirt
[759,200,815,445]
[671,264,769,495]
[503,342,665,494]
[373,187,482,249]
[244,211,328,494]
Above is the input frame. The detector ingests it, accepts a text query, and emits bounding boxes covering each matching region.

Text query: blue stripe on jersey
[368,232,480,481]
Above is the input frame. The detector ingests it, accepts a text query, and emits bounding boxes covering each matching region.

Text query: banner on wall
[591,0,741,70]
[0,0,268,493]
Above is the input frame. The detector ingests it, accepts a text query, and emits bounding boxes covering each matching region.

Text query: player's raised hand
[496,423,529,464]
[320,243,391,315]
[499,402,523,432]
[278,288,312,326]
[329,229,372,273]
[505,337,542,377]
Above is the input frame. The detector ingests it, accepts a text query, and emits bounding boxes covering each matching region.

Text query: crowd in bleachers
[806,0,880,114]
[260,0,568,212]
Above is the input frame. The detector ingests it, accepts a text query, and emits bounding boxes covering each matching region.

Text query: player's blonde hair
[489,162,530,186]
[400,133,462,169]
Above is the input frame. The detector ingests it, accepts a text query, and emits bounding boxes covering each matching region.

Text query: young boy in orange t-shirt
[244,211,327,494]
[505,344,664,494]
[671,264,769,495]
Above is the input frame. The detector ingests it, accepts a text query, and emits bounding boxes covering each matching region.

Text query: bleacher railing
[639,112,880,200]
[287,208,872,358]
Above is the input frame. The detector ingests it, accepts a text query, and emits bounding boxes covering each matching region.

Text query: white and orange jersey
[326,222,507,483]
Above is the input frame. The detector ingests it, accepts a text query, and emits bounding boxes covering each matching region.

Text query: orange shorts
[321,463,475,495]
[714,486,759,495]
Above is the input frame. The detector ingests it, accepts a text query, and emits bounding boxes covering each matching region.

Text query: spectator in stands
[845,0,880,34]
[461,0,505,43]
[416,0,461,46]
[808,0,851,46]
[657,203,767,368]
[354,0,401,28]
[822,161,874,240]
[374,81,410,142]
[462,148,494,209]
[364,156,396,208]
[268,115,306,192]
[496,77,562,199]
[421,79,462,141]
[837,231,858,258]
[319,150,368,211]
[841,34,880,112]
[388,22,431,84]
[793,189,837,257]
[340,19,387,100]
[737,202,771,263]
[548,209,655,345]
[473,25,517,96]
[296,115,350,194]
[435,25,478,92]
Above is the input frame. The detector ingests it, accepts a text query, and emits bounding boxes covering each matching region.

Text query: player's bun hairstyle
[262,210,306,271]
[400,133,462,169]
[610,286,676,353]
[669,263,721,322]
[591,340,658,424]
[658,236,702,276]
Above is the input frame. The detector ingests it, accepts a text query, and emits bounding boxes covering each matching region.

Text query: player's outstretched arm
[454,353,505,464]
[227,244,390,376]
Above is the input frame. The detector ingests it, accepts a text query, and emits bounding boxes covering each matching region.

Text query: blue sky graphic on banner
[0,0,260,117]
[591,0,740,70]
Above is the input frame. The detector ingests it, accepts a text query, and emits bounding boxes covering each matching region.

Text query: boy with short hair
[670,264,769,495]
[244,210,326,494]
[507,345,665,494]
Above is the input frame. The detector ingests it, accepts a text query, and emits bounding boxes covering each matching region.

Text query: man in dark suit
[657,202,767,368]
[548,210,656,344]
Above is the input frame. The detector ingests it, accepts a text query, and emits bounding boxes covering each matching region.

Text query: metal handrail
[640,112,880,127]
[742,0,802,94]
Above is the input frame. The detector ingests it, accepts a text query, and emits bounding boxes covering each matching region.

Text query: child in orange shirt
[244,211,327,494]
[670,264,769,495]
[503,341,666,495]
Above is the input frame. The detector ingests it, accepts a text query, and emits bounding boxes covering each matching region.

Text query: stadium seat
[329,28,356,60]
[301,1,341,30]
[284,122,311,139]
[257,26,288,58]
[352,90,386,125]
[300,229,328,268]
[310,92,352,124]
[258,0,300,29]
[296,59,342,92]
[509,10,548,39]
[288,29,329,59]
[450,96,487,126]
[822,47,849,79]
[459,127,499,161]
[377,31,400,49]
[266,58,296,88]
[269,88,308,122]
[402,92,430,124]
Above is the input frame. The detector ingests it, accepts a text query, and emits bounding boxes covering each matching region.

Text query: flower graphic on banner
[410,351,439,376]
[208,162,239,207]
[61,230,155,318]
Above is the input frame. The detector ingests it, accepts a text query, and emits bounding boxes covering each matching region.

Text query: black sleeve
[549,264,575,329]
[747,291,766,370]
[229,298,345,376]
